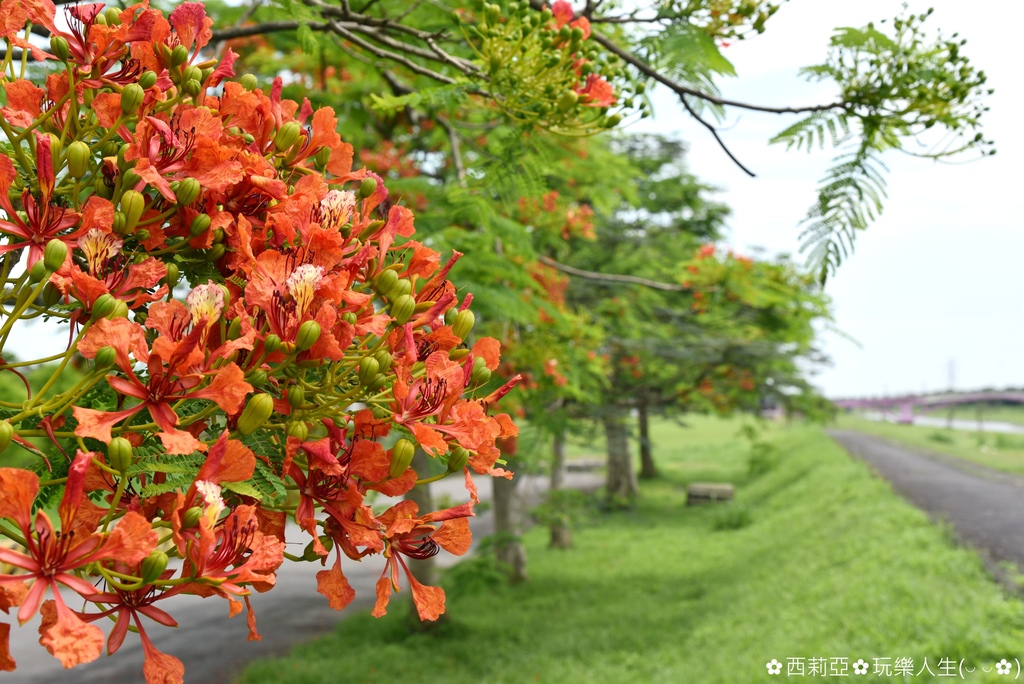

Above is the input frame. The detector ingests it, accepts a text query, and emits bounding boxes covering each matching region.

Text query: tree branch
[538,256,686,292]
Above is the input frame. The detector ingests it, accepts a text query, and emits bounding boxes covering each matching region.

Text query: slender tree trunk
[549,429,573,549]
[604,407,637,509]
[492,455,528,582]
[637,397,657,480]
[404,449,446,627]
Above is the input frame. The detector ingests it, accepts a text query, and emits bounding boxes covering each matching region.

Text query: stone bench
[686,482,735,505]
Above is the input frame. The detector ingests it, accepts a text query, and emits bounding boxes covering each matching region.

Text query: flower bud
[314,147,331,168]
[140,551,168,583]
[66,140,90,179]
[357,357,379,386]
[239,73,259,91]
[42,282,62,307]
[302,536,333,561]
[175,177,201,206]
[112,212,127,235]
[287,421,309,441]
[389,439,416,479]
[95,346,117,368]
[138,70,158,89]
[189,213,212,237]
[557,91,579,113]
[104,7,121,25]
[90,294,118,321]
[108,437,134,474]
[386,278,411,301]
[49,36,70,61]
[341,312,358,325]
[295,320,321,352]
[444,307,458,325]
[0,420,13,454]
[183,65,202,83]
[485,3,501,25]
[603,114,622,128]
[119,190,146,230]
[43,239,67,272]
[246,370,268,388]
[357,219,385,242]
[181,506,203,529]
[263,334,282,355]
[183,79,202,97]
[452,309,475,340]
[163,262,180,289]
[109,299,129,319]
[471,356,491,386]
[205,244,226,261]
[571,26,585,42]
[171,45,189,67]
[273,122,301,152]
[237,394,274,435]
[121,169,141,189]
[28,260,47,283]
[212,228,225,243]
[283,386,304,411]
[357,177,377,199]
[447,446,470,473]
[391,294,416,325]
[373,349,393,374]
[120,83,145,115]
[373,269,399,297]
[367,374,387,393]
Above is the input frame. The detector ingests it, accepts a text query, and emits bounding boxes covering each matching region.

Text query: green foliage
[710,501,753,530]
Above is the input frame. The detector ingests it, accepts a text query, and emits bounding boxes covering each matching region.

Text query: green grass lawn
[919,403,1024,427]
[240,417,1024,684]
[837,414,1024,475]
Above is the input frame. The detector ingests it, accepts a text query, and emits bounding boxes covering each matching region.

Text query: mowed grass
[838,414,1024,475]
[240,417,1024,684]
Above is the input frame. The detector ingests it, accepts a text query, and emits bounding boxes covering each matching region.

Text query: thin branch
[538,256,686,292]
[678,94,756,177]
[324,19,458,85]
[439,116,467,186]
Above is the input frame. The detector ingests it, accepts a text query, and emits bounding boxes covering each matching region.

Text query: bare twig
[538,256,686,292]
[439,116,467,186]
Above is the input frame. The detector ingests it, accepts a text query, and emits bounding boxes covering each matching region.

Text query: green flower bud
[287,421,309,441]
[367,374,387,393]
[287,385,305,409]
[43,239,67,272]
[95,346,117,368]
[452,309,475,341]
[140,551,168,583]
[557,90,579,113]
[175,177,201,206]
[273,121,301,152]
[183,65,202,83]
[391,294,416,325]
[603,114,622,128]
[386,278,412,301]
[239,74,259,91]
[373,349,393,374]
[571,26,585,42]
[471,356,491,386]
[295,320,321,352]
[112,212,127,236]
[0,420,14,454]
[120,83,145,114]
[163,262,180,289]
[171,45,189,67]
[42,282,62,307]
[28,260,47,283]
[109,299,129,319]
[246,370,268,388]
[104,7,121,25]
[119,190,146,230]
[205,244,226,262]
[301,536,333,561]
[183,79,202,97]
[444,307,458,326]
[227,317,243,340]
[314,147,331,168]
[189,213,212,237]
[66,140,90,179]
[212,228,225,244]
[49,36,70,61]
[447,446,470,473]
[90,294,117,321]
[358,177,378,199]
[389,439,416,479]
[181,506,203,529]
[373,269,399,297]
[263,334,282,355]
[108,437,134,474]
[357,357,379,386]
[138,70,158,89]
[449,348,471,361]
[237,393,274,436]
[485,3,501,25]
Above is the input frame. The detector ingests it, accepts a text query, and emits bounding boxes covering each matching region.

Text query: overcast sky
[634,0,1024,399]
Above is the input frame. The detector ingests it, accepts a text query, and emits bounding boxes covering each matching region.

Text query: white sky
[634,0,1024,399]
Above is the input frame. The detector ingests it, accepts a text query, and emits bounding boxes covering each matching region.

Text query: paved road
[831,430,1024,571]
[5,470,603,684]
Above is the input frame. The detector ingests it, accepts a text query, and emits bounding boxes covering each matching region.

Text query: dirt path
[830,429,1024,574]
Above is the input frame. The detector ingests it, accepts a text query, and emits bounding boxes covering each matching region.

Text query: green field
[241,417,1024,684]
[919,403,1024,427]
[837,414,1024,475]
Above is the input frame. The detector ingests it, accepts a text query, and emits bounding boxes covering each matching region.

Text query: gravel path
[830,429,1024,572]
[5,470,603,684]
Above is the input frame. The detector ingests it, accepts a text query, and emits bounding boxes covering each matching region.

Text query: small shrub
[748,441,780,477]
[712,502,754,531]
[927,431,955,444]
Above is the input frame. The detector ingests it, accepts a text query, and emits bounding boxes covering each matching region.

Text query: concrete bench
[686,482,735,505]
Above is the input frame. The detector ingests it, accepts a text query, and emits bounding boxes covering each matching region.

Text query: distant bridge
[833,392,1024,424]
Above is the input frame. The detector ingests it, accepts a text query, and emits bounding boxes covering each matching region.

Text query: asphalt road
[831,429,1024,571]
[4,470,603,684]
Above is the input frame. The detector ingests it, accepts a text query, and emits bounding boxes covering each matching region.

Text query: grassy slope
[837,414,1024,475]
[241,417,1024,684]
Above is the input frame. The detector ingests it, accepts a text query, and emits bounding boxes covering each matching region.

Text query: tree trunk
[404,449,446,627]
[492,460,528,583]
[637,397,657,479]
[604,407,637,509]
[549,429,573,549]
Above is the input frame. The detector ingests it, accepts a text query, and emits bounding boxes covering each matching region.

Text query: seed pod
[273,121,301,152]
[189,213,211,237]
[183,79,202,97]
[107,437,134,474]
[557,91,579,113]
[367,374,387,393]
[447,446,470,473]
[119,190,146,230]
[391,294,416,325]
[0,420,13,454]
[163,262,180,289]
[246,370,268,388]
[287,421,309,441]
[386,278,412,301]
[205,244,226,262]
[49,36,70,61]
[374,269,399,296]
[263,334,282,355]
[295,320,321,352]
[66,140,90,179]
[175,177,201,206]
[90,293,117,321]
[171,45,189,67]
[357,357,379,386]
[237,393,274,436]
[388,439,416,479]
[239,73,259,91]
[140,551,168,583]
[358,177,377,199]
[42,282,62,307]
[471,356,491,386]
[120,83,145,114]
[373,349,393,374]
[28,260,47,283]
[94,346,117,368]
[43,239,67,273]
[452,309,475,341]
[287,385,304,409]
[138,70,158,89]
[181,506,203,529]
